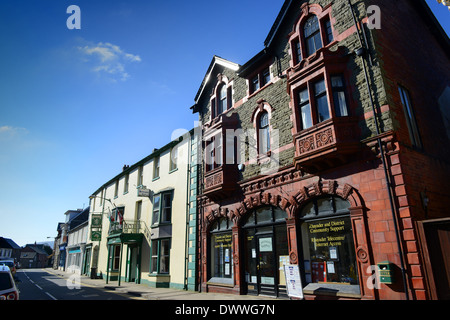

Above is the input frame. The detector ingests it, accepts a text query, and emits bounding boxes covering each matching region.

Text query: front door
[127,246,138,283]
[257,234,277,296]
[245,229,284,297]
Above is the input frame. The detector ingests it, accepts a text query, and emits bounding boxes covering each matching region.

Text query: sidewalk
[43,268,276,300]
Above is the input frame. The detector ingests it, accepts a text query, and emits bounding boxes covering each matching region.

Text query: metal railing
[108,219,152,243]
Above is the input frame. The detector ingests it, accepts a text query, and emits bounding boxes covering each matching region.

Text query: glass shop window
[299,196,360,292]
[209,217,234,281]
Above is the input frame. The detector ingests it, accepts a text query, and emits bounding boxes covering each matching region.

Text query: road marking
[35,284,43,290]
[45,292,57,300]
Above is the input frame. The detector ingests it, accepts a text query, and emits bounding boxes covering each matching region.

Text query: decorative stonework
[316,128,333,148]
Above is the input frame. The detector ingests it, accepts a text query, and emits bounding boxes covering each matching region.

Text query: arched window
[299,196,360,293]
[218,84,227,116]
[304,15,323,57]
[259,112,270,154]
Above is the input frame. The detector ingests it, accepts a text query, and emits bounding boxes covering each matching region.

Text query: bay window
[297,74,349,130]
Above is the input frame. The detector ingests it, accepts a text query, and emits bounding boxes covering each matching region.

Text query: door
[419,219,450,299]
[257,234,277,296]
[127,246,138,282]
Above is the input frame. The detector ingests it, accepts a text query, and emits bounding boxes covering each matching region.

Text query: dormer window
[249,66,271,95]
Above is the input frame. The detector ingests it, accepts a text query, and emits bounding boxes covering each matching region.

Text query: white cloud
[0,126,28,139]
[78,42,141,82]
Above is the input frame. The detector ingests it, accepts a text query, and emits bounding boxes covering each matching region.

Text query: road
[15,269,138,300]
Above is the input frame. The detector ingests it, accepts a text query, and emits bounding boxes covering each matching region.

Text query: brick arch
[291,3,324,35]
[291,180,364,217]
[231,191,297,226]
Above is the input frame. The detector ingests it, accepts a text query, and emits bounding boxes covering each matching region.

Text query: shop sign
[138,187,151,197]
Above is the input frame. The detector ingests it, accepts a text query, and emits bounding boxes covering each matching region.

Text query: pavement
[43,268,277,300]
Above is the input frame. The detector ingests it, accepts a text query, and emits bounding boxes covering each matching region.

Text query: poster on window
[284,264,303,299]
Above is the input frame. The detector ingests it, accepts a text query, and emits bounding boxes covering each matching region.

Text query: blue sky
[0,1,448,247]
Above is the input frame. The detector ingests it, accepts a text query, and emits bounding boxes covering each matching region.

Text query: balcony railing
[108,219,152,243]
[293,117,360,172]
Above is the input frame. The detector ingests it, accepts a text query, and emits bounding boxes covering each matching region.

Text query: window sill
[148,273,170,278]
[207,277,234,287]
[248,81,273,99]
[152,176,160,182]
[151,222,172,229]
[169,168,178,174]
[303,283,361,299]
[123,191,129,195]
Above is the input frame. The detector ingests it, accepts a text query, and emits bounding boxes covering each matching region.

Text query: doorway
[418,218,450,299]
[243,207,288,297]
[126,245,140,283]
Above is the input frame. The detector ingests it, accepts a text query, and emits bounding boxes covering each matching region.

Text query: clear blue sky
[0,1,448,247]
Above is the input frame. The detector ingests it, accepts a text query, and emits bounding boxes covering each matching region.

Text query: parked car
[0,266,19,300]
[0,260,16,277]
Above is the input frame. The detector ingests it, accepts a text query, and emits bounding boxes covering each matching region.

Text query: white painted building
[86,128,200,290]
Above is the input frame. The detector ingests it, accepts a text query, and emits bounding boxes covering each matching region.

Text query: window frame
[304,15,323,57]
[208,217,234,281]
[151,190,173,226]
[123,173,129,194]
[298,196,359,292]
[296,73,350,131]
[211,81,232,119]
[169,146,178,172]
[150,238,171,274]
[153,156,160,180]
[398,85,422,149]
[289,8,335,67]
[258,111,271,155]
[137,166,144,187]
[249,66,271,95]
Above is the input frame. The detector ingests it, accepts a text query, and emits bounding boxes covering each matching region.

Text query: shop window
[209,217,234,282]
[299,196,360,293]
[151,238,170,274]
[112,245,121,270]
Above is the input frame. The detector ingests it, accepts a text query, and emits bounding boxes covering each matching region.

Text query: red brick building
[191,0,450,300]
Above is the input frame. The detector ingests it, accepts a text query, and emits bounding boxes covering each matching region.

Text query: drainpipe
[347,0,410,300]
[184,135,192,291]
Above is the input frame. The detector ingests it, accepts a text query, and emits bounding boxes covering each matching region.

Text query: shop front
[200,178,372,300]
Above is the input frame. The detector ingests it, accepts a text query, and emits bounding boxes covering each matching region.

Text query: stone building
[191,0,450,299]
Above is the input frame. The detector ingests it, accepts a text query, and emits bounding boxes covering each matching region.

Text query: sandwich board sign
[284,264,304,299]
